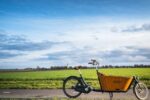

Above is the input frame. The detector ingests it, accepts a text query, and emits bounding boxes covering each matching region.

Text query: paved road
[0,89,149,100]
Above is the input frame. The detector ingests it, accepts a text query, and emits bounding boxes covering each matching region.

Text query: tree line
[0,64,149,72]
[24,64,150,70]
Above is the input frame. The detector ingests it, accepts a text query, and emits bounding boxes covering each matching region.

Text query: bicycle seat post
[74,66,82,76]
[78,68,82,76]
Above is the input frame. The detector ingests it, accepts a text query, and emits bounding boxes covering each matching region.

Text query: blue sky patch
[0,0,150,68]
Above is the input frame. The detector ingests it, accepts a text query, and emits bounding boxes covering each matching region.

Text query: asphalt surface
[0,89,149,100]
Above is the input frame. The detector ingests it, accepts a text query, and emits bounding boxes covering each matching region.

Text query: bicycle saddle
[74,66,81,70]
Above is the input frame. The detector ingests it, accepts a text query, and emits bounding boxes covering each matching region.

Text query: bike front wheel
[134,82,149,100]
[63,76,82,98]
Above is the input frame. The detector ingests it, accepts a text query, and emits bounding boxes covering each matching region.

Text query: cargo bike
[63,59,149,100]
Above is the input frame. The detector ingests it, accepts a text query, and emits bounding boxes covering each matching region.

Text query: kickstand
[109,92,113,100]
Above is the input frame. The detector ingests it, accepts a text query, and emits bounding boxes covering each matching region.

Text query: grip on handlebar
[88,62,93,64]
[91,59,96,62]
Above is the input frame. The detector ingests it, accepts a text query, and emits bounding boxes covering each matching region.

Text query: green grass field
[0,68,150,89]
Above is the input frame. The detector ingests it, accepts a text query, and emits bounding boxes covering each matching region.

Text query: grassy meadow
[0,68,150,89]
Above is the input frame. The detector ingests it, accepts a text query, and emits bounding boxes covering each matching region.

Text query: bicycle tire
[133,82,149,100]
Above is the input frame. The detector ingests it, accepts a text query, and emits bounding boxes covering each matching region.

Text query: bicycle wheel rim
[63,77,82,98]
[134,82,149,100]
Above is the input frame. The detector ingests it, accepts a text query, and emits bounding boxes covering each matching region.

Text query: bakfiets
[63,59,149,100]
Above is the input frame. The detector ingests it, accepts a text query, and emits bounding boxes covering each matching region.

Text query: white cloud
[1,17,150,68]
[127,55,148,62]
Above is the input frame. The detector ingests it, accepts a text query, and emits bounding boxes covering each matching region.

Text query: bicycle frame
[74,68,92,93]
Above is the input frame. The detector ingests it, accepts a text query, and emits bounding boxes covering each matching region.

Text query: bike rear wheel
[134,82,149,100]
[63,76,82,98]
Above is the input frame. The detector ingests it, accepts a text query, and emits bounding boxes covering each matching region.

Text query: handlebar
[88,59,99,71]
[88,59,99,65]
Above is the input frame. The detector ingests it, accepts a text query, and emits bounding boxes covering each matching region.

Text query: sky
[0,0,150,69]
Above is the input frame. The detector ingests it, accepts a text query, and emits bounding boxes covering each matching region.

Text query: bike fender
[63,76,80,82]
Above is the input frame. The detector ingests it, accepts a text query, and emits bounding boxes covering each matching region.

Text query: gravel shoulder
[0,89,149,100]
